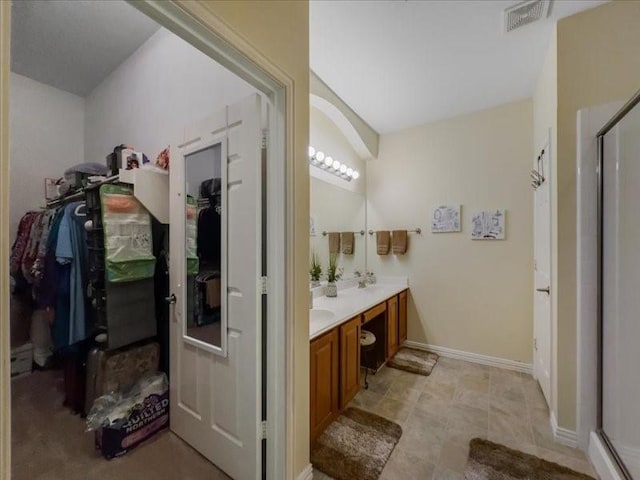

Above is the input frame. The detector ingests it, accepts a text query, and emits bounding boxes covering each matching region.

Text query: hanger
[74,204,87,217]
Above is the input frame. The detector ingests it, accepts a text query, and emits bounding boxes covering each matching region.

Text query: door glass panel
[184,144,225,352]
[602,101,640,479]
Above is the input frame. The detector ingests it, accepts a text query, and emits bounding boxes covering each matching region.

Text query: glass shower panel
[601,101,640,479]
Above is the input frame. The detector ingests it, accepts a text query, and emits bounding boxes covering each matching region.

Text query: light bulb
[346,168,354,177]
[308,146,315,158]
[340,164,347,174]
[352,170,360,180]
[316,151,325,162]
[324,156,333,168]
[332,160,341,170]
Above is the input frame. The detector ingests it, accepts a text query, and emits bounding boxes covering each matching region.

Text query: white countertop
[309,277,408,340]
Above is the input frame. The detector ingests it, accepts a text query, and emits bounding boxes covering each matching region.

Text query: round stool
[360,330,376,389]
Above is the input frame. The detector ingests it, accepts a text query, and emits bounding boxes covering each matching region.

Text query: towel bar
[368,228,422,235]
[321,230,365,236]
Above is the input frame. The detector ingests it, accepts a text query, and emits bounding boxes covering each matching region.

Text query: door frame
[0,2,293,479]
[533,131,553,407]
[576,101,624,454]
[593,91,640,480]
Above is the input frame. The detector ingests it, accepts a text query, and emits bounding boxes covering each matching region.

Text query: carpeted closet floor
[11,370,230,480]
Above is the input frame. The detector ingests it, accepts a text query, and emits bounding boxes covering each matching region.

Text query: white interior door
[534,139,552,406]
[169,93,263,479]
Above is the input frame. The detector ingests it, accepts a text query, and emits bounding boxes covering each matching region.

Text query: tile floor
[314,356,597,480]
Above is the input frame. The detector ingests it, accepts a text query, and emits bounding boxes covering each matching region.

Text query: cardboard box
[95,390,169,459]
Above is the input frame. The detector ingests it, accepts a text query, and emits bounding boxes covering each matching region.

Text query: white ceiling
[11,0,160,97]
[310,0,607,134]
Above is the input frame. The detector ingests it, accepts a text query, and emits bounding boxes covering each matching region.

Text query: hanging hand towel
[328,232,341,254]
[376,231,391,255]
[392,230,408,254]
[341,232,355,255]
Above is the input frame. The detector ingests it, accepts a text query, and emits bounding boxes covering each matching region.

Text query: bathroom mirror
[184,144,226,354]
[309,105,367,284]
[309,177,366,283]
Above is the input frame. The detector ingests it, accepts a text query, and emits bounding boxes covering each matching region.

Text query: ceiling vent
[504,0,552,33]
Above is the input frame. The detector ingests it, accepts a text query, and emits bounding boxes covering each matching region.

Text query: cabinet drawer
[363,302,386,323]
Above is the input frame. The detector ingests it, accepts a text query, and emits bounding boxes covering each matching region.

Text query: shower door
[598,92,640,480]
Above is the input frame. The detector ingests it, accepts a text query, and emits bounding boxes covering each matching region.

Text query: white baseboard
[589,431,625,480]
[403,340,533,375]
[296,464,313,480]
[550,411,578,448]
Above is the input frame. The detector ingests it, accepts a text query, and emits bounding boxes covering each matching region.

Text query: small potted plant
[310,252,322,288]
[325,253,342,298]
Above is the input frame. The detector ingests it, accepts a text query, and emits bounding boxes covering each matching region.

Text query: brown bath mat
[311,407,402,480]
[387,347,438,376]
[464,438,596,480]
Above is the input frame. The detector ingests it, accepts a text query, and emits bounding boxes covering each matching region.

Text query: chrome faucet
[355,271,367,289]
[366,271,376,285]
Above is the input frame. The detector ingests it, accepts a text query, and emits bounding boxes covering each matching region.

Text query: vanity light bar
[308,146,360,181]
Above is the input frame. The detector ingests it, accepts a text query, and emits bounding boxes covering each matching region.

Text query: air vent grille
[504,0,551,33]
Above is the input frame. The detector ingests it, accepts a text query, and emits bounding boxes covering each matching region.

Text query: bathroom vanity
[309,281,408,441]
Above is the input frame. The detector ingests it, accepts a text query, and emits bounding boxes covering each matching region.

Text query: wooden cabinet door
[310,329,339,442]
[340,316,361,409]
[399,290,408,344]
[387,296,399,358]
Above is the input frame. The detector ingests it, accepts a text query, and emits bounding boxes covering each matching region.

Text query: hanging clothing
[21,211,46,283]
[53,263,71,351]
[10,212,38,276]
[36,207,65,310]
[32,209,57,285]
[56,202,89,346]
[197,206,221,270]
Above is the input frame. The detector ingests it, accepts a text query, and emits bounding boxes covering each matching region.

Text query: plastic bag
[86,372,168,432]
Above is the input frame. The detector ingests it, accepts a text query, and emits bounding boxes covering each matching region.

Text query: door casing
[0,1,293,479]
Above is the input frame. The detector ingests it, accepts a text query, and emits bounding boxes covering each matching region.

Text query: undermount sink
[310,309,335,323]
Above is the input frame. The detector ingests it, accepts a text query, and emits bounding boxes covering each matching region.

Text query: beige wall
[532,26,558,419]
[189,2,311,475]
[367,99,534,364]
[555,0,640,431]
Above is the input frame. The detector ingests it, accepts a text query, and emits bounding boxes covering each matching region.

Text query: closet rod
[46,174,120,208]
[321,230,365,236]
[368,228,422,235]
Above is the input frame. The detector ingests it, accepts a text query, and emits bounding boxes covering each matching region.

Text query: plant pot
[325,282,338,298]
[310,280,321,288]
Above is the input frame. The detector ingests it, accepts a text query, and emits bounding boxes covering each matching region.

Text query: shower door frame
[595,88,640,480]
